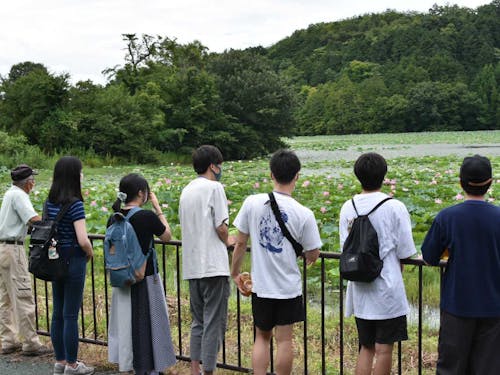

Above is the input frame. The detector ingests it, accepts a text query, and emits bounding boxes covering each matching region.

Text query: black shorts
[252,294,304,331]
[437,311,500,375]
[355,315,408,347]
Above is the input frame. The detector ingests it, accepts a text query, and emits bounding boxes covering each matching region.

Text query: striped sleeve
[68,200,86,222]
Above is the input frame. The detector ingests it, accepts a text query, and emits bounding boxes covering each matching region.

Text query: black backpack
[28,199,76,281]
[339,197,392,282]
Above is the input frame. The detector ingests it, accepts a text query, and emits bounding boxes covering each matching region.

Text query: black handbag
[268,192,303,257]
[28,199,76,281]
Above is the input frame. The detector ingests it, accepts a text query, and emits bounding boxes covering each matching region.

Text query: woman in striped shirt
[46,156,95,375]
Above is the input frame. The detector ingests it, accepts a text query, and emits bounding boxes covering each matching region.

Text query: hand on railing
[304,249,320,266]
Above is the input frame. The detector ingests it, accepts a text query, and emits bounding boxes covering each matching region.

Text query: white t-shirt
[234,192,322,299]
[0,185,37,241]
[339,192,416,319]
[179,177,230,279]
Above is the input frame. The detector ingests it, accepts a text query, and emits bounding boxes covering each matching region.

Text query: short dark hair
[460,154,492,196]
[354,153,387,191]
[192,145,223,174]
[48,156,83,204]
[270,149,301,184]
[112,173,150,212]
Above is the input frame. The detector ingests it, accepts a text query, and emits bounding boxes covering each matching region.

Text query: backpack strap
[268,192,303,257]
[352,197,392,217]
[42,201,49,221]
[43,198,78,223]
[366,197,392,216]
[124,206,142,221]
[351,199,359,216]
[122,207,159,276]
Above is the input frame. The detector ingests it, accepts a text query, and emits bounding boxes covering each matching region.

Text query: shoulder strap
[47,197,78,224]
[366,197,392,216]
[351,198,359,216]
[352,197,392,217]
[42,200,49,221]
[268,192,303,257]
[124,206,142,221]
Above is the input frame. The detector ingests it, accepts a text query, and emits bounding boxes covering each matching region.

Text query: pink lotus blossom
[488,197,495,202]
[390,185,396,191]
[326,175,332,180]
[337,183,344,190]
[162,203,169,208]
[434,198,442,204]
[383,178,390,185]
[435,172,442,178]
[164,178,172,184]
[90,201,97,207]
[445,169,454,175]
[263,178,268,183]
[454,193,464,200]
[320,207,327,214]
[325,200,331,204]
[101,206,109,212]
[389,192,394,197]
[402,187,409,192]
[302,180,311,188]
[323,191,330,196]
[227,200,233,206]
[84,190,89,196]
[414,180,420,185]
[253,182,260,189]
[430,180,438,185]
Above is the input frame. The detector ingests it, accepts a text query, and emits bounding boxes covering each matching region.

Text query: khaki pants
[0,243,41,351]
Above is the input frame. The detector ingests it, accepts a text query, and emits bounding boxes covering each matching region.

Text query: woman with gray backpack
[106,173,176,375]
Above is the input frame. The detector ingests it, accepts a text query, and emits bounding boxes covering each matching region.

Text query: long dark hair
[48,156,83,204]
[112,173,150,212]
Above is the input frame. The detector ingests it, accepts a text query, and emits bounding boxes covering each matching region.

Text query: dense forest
[0,1,498,163]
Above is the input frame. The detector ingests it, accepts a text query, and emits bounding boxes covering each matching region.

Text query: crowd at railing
[31,236,444,375]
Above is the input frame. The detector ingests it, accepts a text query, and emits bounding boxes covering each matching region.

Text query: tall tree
[209,49,296,157]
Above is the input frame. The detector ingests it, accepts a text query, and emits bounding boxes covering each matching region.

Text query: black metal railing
[33,234,444,374]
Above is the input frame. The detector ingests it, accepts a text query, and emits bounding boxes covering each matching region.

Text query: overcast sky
[0,0,493,84]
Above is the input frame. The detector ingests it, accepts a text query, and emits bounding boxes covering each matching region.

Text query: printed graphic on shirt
[259,209,287,253]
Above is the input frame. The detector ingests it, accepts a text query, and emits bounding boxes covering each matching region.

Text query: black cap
[460,155,492,188]
[11,164,38,181]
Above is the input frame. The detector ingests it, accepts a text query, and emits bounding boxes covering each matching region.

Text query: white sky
[0,0,493,84]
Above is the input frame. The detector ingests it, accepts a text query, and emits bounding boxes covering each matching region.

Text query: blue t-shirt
[46,200,86,258]
[421,200,500,317]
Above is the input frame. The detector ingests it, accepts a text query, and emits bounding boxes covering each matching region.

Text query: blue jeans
[50,256,87,363]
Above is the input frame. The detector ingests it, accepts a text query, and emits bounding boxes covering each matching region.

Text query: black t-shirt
[107,209,166,276]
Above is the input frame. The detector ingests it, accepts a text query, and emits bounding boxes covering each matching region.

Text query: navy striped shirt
[46,200,86,258]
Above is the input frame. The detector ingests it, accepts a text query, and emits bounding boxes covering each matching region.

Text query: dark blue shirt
[46,200,86,258]
[421,200,500,317]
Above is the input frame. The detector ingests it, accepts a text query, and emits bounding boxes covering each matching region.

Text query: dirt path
[0,351,120,375]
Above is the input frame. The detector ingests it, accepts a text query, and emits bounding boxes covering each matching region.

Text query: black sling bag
[268,192,303,257]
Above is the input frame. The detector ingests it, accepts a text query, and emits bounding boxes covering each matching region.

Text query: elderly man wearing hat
[422,154,500,375]
[0,164,52,356]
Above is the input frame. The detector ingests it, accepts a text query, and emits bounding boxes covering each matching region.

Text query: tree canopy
[0,1,498,163]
